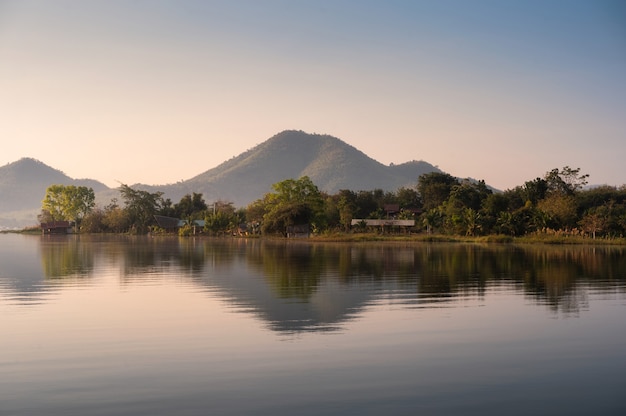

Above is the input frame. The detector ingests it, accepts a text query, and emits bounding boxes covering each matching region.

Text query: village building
[41,221,73,235]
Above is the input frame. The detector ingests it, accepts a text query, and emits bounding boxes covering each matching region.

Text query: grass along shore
[309,232,626,245]
[4,226,626,246]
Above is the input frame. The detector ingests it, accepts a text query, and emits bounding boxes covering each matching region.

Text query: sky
[1,0,625,191]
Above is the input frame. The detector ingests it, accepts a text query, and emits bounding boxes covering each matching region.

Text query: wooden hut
[41,221,72,235]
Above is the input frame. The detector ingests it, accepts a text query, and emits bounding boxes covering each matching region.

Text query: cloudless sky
[1,0,625,191]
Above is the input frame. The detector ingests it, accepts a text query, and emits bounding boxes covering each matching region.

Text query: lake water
[1,234,625,415]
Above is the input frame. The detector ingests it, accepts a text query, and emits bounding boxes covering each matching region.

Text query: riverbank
[4,227,626,246]
[308,232,626,245]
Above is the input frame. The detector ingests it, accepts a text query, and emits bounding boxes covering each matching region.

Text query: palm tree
[422,208,442,235]
[462,208,481,236]
[496,211,515,236]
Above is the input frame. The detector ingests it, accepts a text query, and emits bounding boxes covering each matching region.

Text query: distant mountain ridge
[0,131,443,227]
[0,158,110,228]
[149,130,442,206]
[0,158,109,212]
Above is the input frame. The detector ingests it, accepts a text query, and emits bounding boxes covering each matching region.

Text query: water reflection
[39,236,94,279]
[1,234,625,327]
[3,234,625,416]
[247,242,324,300]
[0,235,95,305]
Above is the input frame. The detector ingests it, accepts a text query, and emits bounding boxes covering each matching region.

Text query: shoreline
[4,228,626,246]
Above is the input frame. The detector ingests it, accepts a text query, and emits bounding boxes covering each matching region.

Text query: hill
[0,158,109,228]
[148,130,442,206]
[1,131,444,227]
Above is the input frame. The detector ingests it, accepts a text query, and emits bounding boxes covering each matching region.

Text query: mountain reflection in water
[1,234,624,331]
[1,234,625,416]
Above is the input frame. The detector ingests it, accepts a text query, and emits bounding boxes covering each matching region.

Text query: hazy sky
[1,0,625,191]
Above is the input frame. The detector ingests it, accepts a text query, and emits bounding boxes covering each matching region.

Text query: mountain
[146,130,442,206]
[0,158,109,228]
[1,131,444,227]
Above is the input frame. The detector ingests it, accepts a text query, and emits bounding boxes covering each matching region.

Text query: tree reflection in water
[2,235,624,322]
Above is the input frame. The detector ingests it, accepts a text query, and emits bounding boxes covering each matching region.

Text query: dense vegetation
[39,185,95,230]
[40,166,626,240]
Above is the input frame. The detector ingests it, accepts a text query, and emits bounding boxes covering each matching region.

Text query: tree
[462,208,482,236]
[417,172,459,211]
[545,166,589,196]
[337,189,357,232]
[159,198,176,218]
[422,208,443,234]
[448,179,492,211]
[579,210,607,239]
[255,176,326,235]
[496,211,516,236]
[175,192,208,219]
[204,211,231,235]
[119,184,164,233]
[480,193,510,234]
[396,186,422,213]
[354,190,380,219]
[41,184,95,229]
[245,199,266,226]
[37,209,54,224]
[81,208,106,233]
[42,185,65,221]
[537,194,578,230]
[439,179,491,235]
[204,201,240,235]
[521,177,548,205]
[103,203,130,233]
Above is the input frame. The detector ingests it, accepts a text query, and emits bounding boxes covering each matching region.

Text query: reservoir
[1,234,625,415]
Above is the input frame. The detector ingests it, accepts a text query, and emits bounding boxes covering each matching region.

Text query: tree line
[39,166,626,239]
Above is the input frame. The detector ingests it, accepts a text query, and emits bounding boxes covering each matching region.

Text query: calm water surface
[1,234,625,415]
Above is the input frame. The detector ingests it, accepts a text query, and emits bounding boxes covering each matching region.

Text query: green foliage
[80,208,106,233]
[578,209,607,239]
[119,184,164,234]
[396,187,422,211]
[322,193,341,231]
[462,208,482,236]
[537,194,578,230]
[102,201,130,233]
[41,184,95,228]
[544,166,589,196]
[178,224,194,236]
[160,198,176,218]
[521,177,548,204]
[421,208,443,234]
[417,172,459,211]
[76,198,129,234]
[437,180,491,235]
[175,193,207,219]
[237,168,624,239]
[32,164,626,240]
[448,180,492,211]
[204,205,241,236]
[252,176,326,235]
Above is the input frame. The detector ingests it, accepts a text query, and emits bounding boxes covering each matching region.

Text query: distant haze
[0,1,625,190]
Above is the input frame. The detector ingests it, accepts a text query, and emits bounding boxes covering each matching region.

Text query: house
[41,221,73,235]
[384,204,400,218]
[153,215,181,232]
[350,219,415,227]
[350,218,415,233]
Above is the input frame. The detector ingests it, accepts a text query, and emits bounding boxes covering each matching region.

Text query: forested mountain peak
[1,131,442,226]
[1,157,65,182]
[165,130,441,206]
[0,157,109,218]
